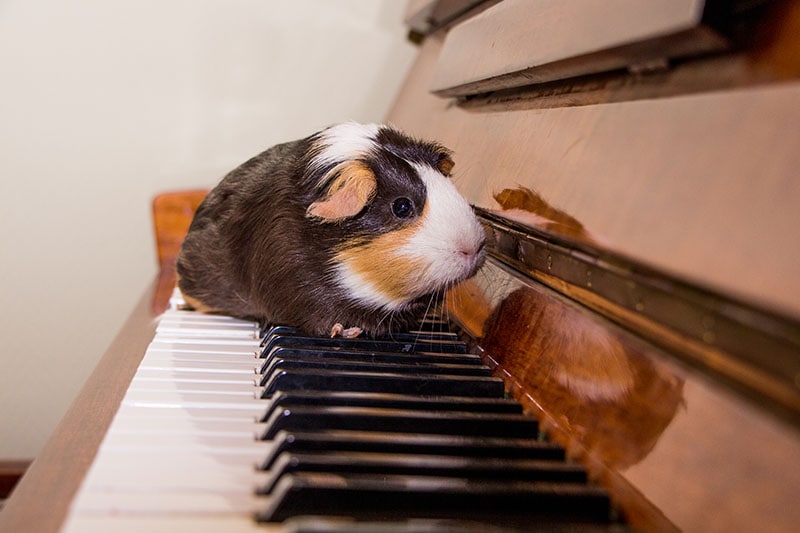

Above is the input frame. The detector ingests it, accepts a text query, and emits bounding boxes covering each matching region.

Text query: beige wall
[0,0,416,460]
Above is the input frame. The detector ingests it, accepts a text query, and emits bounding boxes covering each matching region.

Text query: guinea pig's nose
[458,238,486,261]
[458,239,486,277]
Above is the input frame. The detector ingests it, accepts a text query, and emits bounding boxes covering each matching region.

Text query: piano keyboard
[61,293,616,532]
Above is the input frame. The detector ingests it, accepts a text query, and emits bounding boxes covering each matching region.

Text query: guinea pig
[176,122,486,338]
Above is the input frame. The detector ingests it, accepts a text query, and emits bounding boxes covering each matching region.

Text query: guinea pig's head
[304,122,486,312]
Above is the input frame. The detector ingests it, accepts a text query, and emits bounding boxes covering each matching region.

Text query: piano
[2,1,798,531]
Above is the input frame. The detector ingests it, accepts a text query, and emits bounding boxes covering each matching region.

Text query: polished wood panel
[448,260,800,532]
[391,3,800,530]
[388,32,800,322]
[476,208,800,427]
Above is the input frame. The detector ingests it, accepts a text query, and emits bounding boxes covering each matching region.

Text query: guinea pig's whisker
[375,309,393,334]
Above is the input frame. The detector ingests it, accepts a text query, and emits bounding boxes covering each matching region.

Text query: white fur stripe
[398,163,485,292]
[309,122,381,175]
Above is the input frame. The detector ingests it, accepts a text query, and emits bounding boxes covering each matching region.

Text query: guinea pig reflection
[177,122,486,338]
[477,284,684,470]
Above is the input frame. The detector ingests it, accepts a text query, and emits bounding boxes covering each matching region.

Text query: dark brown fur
[176,132,453,337]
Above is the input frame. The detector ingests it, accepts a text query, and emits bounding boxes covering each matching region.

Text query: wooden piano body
[2,1,799,531]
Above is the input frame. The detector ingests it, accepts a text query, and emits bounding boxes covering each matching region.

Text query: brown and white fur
[177,122,486,337]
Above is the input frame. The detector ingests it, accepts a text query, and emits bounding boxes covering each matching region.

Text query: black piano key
[260,334,467,356]
[249,323,618,529]
[384,331,460,342]
[260,391,522,423]
[260,346,483,368]
[260,430,565,470]
[260,325,459,343]
[260,406,538,440]
[260,325,302,338]
[281,516,525,533]
[261,369,505,398]
[258,451,588,494]
[258,358,491,386]
[256,472,612,524]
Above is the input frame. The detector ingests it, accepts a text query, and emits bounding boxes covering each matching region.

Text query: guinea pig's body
[177,122,485,337]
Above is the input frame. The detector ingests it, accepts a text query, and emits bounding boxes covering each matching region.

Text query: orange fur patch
[437,156,454,176]
[335,205,429,303]
[307,161,377,222]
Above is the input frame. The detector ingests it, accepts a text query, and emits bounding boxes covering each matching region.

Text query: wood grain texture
[388,33,800,322]
[0,283,157,533]
[390,5,800,529]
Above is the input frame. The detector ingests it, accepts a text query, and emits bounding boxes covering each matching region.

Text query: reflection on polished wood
[416,3,800,527]
[388,32,800,322]
[4,2,799,530]
[492,186,605,244]
[449,262,684,530]
[448,260,800,532]
[481,284,683,471]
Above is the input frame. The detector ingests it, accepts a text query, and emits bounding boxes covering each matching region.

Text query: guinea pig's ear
[437,154,455,176]
[306,160,377,223]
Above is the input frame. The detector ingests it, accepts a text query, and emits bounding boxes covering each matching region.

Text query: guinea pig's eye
[391,197,414,219]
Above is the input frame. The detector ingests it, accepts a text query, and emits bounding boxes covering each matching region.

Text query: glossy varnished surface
[387,11,800,527]
[448,260,800,531]
[151,189,209,314]
[387,30,800,322]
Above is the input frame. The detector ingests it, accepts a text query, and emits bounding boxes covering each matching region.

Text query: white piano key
[131,371,256,385]
[102,433,265,449]
[136,361,257,374]
[149,338,262,348]
[126,383,258,395]
[96,445,267,460]
[157,315,257,326]
[62,515,272,533]
[96,437,267,458]
[65,305,273,530]
[159,314,255,324]
[114,403,265,420]
[155,327,259,339]
[122,382,263,402]
[83,453,269,491]
[103,415,265,435]
[117,402,265,421]
[142,350,259,364]
[71,488,265,515]
[157,317,257,329]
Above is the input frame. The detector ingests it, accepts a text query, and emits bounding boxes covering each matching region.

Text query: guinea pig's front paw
[330,323,363,339]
